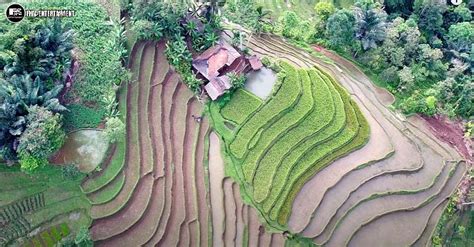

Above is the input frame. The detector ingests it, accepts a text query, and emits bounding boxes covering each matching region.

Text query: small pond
[50,129,109,173]
[244,67,277,100]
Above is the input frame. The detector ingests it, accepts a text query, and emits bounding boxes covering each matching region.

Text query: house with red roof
[192,41,262,100]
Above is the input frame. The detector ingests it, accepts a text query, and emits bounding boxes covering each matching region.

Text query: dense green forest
[0,0,127,172]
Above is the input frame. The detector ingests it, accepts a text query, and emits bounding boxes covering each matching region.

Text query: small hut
[192,41,262,100]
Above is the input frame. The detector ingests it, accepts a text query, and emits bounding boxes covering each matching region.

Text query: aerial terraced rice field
[78,40,284,246]
[233,32,467,246]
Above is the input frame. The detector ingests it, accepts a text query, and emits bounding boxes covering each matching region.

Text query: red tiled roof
[192,41,241,81]
[204,81,221,100]
[204,75,232,100]
[249,55,263,70]
[207,49,228,78]
[194,42,263,100]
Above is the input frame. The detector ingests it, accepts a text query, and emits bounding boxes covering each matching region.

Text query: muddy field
[81,41,284,246]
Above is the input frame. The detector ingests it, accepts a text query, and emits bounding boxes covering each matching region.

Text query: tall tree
[3,19,73,84]
[446,22,474,53]
[0,74,65,161]
[326,9,356,52]
[417,3,446,40]
[384,0,414,16]
[314,1,335,37]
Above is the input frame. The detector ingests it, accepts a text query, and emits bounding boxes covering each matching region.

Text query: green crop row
[82,136,126,194]
[271,73,370,224]
[258,69,344,208]
[88,172,125,205]
[277,102,369,225]
[241,69,313,184]
[229,62,302,159]
[221,89,263,125]
[271,102,358,222]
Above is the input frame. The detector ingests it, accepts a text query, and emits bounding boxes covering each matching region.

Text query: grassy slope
[221,89,263,125]
[80,42,143,195]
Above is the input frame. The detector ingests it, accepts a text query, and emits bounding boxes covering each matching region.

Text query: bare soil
[143,72,179,246]
[313,133,449,244]
[158,82,192,247]
[194,119,211,247]
[411,200,448,247]
[91,174,154,240]
[181,98,203,247]
[223,178,237,245]
[422,115,472,162]
[94,41,169,247]
[137,42,156,177]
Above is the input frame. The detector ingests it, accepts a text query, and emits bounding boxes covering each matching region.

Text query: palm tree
[0,74,66,114]
[0,74,66,161]
[4,18,73,83]
[254,6,272,34]
[353,0,387,51]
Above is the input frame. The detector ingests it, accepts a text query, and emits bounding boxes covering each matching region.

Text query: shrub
[19,152,46,173]
[132,19,163,40]
[74,226,93,247]
[279,11,300,39]
[399,90,438,116]
[228,72,246,89]
[62,164,82,180]
[63,104,106,130]
[104,117,125,143]
[17,106,65,172]
[28,1,128,103]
